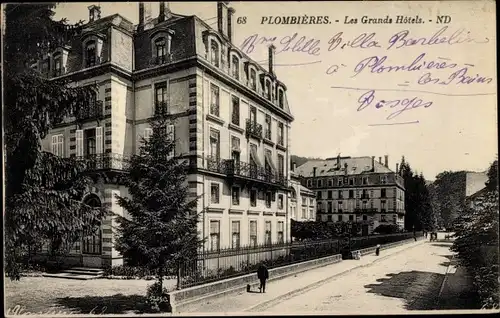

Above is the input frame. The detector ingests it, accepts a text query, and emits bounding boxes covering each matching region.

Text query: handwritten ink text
[357,90,433,120]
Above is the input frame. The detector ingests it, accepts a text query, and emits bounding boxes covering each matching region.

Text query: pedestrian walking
[375,244,380,256]
[257,262,269,293]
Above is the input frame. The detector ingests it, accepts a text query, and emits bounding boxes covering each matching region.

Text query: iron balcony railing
[76,153,129,171]
[150,54,172,66]
[76,100,104,121]
[155,100,169,116]
[210,103,220,117]
[354,208,379,213]
[206,156,286,186]
[246,119,263,140]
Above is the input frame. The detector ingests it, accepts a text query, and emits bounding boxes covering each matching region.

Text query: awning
[250,146,262,167]
[264,151,277,172]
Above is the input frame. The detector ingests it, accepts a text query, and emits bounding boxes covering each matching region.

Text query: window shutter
[167,124,175,159]
[51,135,58,155]
[76,130,84,157]
[58,135,64,157]
[95,127,103,154]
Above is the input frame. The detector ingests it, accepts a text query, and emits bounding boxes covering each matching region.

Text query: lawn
[5,276,178,315]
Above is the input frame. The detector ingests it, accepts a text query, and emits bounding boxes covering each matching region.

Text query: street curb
[244,239,425,312]
[436,254,456,307]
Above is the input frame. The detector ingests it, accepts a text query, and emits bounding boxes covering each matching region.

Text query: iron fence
[178,231,423,288]
[76,153,129,171]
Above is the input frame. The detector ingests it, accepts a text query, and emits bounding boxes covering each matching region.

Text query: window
[328,179,333,187]
[265,80,272,99]
[327,190,332,199]
[250,189,257,207]
[209,129,220,159]
[327,202,333,213]
[363,177,368,185]
[381,200,386,212]
[231,136,240,167]
[317,202,322,212]
[349,178,354,185]
[232,187,240,205]
[231,96,240,125]
[85,40,97,67]
[155,37,167,62]
[338,215,343,222]
[307,179,312,187]
[265,221,272,245]
[381,215,387,222]
[302,208,306,218]
[53,53,62,76]
[338,178,343,186]
[277,122,284,146]
[210,40,219,67]
[250,106,257,124]
[278,89,284,108]
[381,188,386,198]
[231,55,239,79]
[317,191,322,199]
[338,201,343,212]
[155,83,168,115]
[362,189,368,199]
[265,114,272,140]
[349,215,354,221]
[84,129,96,156]
[277,221,284,244]
[363,215,368,221]
[349,190,354,198]
[381,176,387,184]
[51,134,64,157]
[210,220,220,251]
[265,192,272,208]
[250,68,257,89]
[277,154,285,179]
[231,221,240,249]
[249,220,257,247]
[210,183,220,204]
[318,179,323,187]
[338,190,343,199]
[210,84,220,116]
[278,194,284,210]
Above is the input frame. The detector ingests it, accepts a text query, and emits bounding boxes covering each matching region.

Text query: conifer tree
[114,118,202,293]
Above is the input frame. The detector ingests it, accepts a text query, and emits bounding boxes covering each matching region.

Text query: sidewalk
[178,239,425,313]
[437,256,479,310]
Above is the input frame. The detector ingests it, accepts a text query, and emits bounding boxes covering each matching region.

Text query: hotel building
[295,155,405,235]
[35,2,294,268]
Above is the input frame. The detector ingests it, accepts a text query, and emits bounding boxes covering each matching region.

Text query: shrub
[145,281,171,312]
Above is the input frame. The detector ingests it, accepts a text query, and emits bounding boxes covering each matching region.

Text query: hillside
[290,155,323,168]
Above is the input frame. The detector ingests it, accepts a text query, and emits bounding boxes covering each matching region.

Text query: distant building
[465,171,489,198]
[289,163,316,222]
[296,155,405,235]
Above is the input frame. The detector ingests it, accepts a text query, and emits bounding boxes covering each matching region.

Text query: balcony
[150,54,172,66]
[246,119,263,140]
[76,153,128,172]
[205,157,287,188]
[354,208,378,214]
[155,101,168,116]
[76,100,104,121]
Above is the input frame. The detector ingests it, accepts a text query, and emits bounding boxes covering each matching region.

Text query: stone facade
[37,2,294,267]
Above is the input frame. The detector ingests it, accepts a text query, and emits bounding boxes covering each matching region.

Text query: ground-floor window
[83,227,102,254]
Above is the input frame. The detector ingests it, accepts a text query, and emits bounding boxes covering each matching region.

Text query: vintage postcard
[3,0,498,316]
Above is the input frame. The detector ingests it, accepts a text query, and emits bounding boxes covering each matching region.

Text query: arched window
[155,37,166,62]
[231,55,239,79]
[82,195,102,255]
[53,52,62,76]
[250,68,257,90]
[210,40,219,67]
[85,40,97,67]
[278,89,284,108]
[265,80,272,100]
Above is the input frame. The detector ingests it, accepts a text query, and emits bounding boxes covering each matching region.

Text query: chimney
[158,2,172,23]
[379,156,382,164]
[292,162,297,172]
[137,3,152,32]
[227,7,235,43]
[337,154,341,167]
[384,155,389,168]
[268,44,276,75]
[217,2,229,38]
[396,163,399,174]
[344,162,348,175]
[88,5,101,22]
[313,167,317,178]
[371,156,375,170]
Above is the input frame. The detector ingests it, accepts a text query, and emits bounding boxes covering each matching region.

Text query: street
[253,240,453,314]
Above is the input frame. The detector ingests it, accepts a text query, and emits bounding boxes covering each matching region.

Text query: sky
[54,1,498,180]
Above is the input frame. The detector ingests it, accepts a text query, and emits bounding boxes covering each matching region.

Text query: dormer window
[85,40,97,67]
[231,55,239,80]
[53,53,62,77]
[211,40,219,67]
[265,80,272,100]
[155,37,167,62]
[250,68,257,90]
[278,89,284,108]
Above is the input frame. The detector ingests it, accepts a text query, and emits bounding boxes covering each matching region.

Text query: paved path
[180,238,434,314]
[256,239,455,314]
